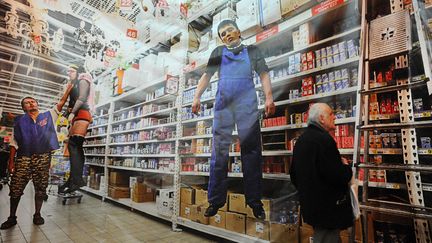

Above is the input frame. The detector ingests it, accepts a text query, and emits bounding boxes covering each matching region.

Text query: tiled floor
[0,183,224,243]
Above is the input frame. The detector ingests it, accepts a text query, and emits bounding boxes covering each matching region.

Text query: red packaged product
[307,51,315,61]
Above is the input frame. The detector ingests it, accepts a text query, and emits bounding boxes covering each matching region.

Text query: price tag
[119,0,133,12]
[215,214,221,223]
[256,26,279,43]
[386,183,400,189]
[312,0,345,16]
[256,222,264,233]
[105,48,116,57]
[126,29,138,39]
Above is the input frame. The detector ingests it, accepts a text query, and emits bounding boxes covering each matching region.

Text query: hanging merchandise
[4,7,19,38]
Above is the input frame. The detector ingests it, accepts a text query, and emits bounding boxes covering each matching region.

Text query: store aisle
[0,184,220,243]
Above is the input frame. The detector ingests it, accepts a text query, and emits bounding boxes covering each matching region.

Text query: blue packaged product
[335,70,342,80]
[333,53,340,63]
[342,78,350,89]
[322,73,329,83]
[316,74,322,84]
[326,46,333,56]
[332,44,339,54]
[316,58,321,68]
[321,57,328,66]
[341,68,349,79]
[335,79,343,90]
[321,47,327,57]
[328,71,335,82]
[327,55,334,65]
[316,84,323,93]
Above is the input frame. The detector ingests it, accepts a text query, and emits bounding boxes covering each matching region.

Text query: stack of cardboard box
[179,187,302,242]
[108,172,130,199]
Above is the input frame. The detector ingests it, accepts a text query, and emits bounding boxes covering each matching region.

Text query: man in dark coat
[290,103,353,242]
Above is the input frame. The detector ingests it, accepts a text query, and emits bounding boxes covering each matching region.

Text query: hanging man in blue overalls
[192,19,275,219]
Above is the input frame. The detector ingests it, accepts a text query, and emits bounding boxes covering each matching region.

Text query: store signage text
[312,0,345,16]
[126,29,138,39]
[256,26,279,42]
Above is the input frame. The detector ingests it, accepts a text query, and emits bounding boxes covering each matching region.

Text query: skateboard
[58,192,83,205]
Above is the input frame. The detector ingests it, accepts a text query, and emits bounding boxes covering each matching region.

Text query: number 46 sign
[126,28,138,39]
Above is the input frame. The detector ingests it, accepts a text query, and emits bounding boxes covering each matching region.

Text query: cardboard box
[190,205,209,225]
[226,212,246,234]
[109,172,129,186]
[209,210,226,229]
[229,193,247,213]
[132,192,154,203]
[108,186,130,199]
[180,203,192,219]
[194,188,208,207]
[270,223,297,243]
[260,0,282,26]
[246,217,270,240]
[180,187,195,205]
[156,188,175,217]
[281,0,311,15]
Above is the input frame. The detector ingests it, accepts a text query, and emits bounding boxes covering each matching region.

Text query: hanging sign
[312,0,345,16]
[256,25,279,43]
[119,0,133,12]
[33,35,41,44]
[126,28,138,39]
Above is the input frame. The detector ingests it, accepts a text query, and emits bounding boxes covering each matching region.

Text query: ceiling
[0,0,155,115]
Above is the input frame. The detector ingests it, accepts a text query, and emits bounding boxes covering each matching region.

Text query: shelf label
[312,0,345,16]
[120,0,133,12]
[423,184,432,192]
[126,28,138,39]
[256,26,279,43]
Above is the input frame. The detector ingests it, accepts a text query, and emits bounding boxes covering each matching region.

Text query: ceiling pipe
[0,58,68,79]
[0,70,64,88]
[0,41,71,68]
[0,84,60,100]
[0,77,63,93]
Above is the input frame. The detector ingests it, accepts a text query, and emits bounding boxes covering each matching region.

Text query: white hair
[307,103,331,125]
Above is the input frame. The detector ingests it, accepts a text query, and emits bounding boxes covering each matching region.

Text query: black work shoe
[0,216,17,229]
[33,214,44,225]
[204,204,223,217]
[252,206,266,220]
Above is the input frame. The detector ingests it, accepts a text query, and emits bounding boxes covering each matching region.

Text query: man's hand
[192,98,201,115]
[265,98,275,118]
[67,113,75,123]
[8,158,14,174]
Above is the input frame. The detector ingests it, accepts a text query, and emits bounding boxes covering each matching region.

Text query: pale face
[22,98,39,113]
[320,105,336,132]
[67,68,77,80]
[218,24,241,47]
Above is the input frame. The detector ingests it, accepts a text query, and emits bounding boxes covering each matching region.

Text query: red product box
[338,125,350,137]
[301,53,307,63]
[302,62,308,71]
[306,51,315,61]
[277,117,283,126]
[308,61,315,70]
[342,136,354,148]
[335,136,342,148]
[302,90,308,97]
[307,88,313,95]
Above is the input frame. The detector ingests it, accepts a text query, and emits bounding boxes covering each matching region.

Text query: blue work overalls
[208,46,263,208]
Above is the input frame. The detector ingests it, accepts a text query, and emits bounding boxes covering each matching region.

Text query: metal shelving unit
[353,1,432,242]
